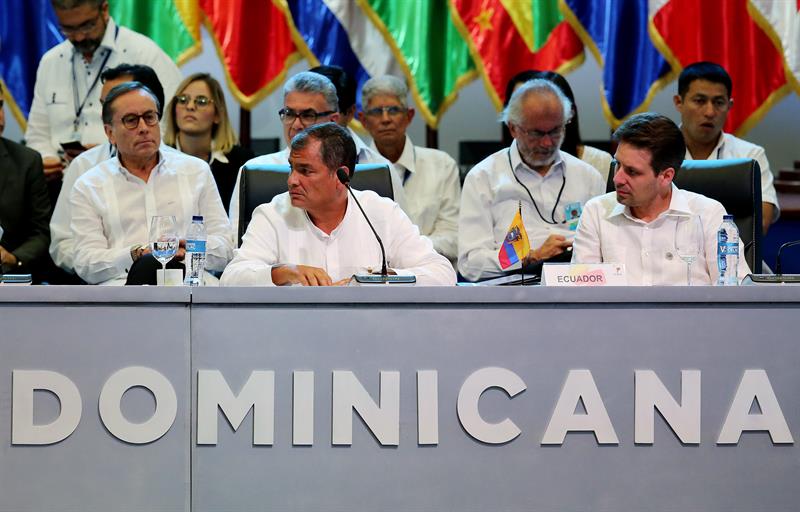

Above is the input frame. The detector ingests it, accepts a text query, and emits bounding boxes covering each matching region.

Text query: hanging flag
[650,0,790,135]
[199,0,301,108]
[562,0,675,128]
[110,0,202,65]
[277,0,402,113]
[450,0,585,110]
[748,0,800,95]
[0,0,63,128]
[356,0,478,128]
[498,203,531,270]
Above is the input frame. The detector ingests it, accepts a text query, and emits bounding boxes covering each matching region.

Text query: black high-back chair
[605,158,762,272]
[237,163,394,245]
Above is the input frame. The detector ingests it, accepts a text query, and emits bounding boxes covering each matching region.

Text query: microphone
[337,167,388,276]
[776,240,800,276]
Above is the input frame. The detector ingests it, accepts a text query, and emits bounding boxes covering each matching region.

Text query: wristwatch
[130,244,145,262]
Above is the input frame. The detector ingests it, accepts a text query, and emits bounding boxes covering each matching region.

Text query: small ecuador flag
[498,202,531,270]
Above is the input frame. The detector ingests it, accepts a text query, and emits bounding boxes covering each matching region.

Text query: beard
[72,37,103,55]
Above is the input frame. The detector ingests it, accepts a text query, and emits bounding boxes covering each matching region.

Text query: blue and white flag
[561,0,674,127]
[0,0,63,127]
[282,0,402,113]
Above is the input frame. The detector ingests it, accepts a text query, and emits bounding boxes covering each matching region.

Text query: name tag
[542,263,627,286]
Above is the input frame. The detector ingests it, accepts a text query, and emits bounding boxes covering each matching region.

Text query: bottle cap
[192,215,204,222]
[723,214,733,221]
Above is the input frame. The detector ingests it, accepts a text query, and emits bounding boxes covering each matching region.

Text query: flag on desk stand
[498,202,530,270]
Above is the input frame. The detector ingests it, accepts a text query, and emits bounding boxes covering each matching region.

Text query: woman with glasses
[164,73,253,214]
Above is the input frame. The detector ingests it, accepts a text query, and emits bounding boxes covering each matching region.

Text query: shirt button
[665,252,674,260]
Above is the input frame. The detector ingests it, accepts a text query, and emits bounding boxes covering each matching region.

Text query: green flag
[357,0,477,128]
[110,0,201,64]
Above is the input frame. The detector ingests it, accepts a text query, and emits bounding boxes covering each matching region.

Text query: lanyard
[71,24,119,134]
[507,148,566,225]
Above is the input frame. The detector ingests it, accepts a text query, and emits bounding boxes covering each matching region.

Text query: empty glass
[674,214,703,286]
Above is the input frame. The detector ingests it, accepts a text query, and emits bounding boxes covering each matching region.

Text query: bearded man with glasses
[458,79,605,282]
[25,0,182,185]
[68,82,233,285]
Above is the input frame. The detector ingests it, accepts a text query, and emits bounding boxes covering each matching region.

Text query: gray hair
[283,71,339,112]
[361,75,409,109]
[502,79,573,127]
[102,82,160,125]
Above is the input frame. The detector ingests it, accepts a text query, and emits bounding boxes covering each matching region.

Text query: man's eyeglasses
[176,94,214,108]
[118,111,160,130]
[278,108,335,126]
[364,106,407,118]
[59,10,104,36]
[516,125,565,141]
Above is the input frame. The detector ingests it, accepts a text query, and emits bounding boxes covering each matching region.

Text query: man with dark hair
[572,112,750,285]
[49,63,177,274]
[229,71,406,235]
[25,0,181,180]
[68,82,232,284]
[221,122,454,286]
[308,65,391,166]
[673,61,779,233]
[0,82,52,280]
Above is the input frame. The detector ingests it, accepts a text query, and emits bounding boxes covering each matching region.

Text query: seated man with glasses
[458,79,605,281]
[229,71,406,234]
[68,82,233,285]
[25,0,182,186]
[359,75,460,263]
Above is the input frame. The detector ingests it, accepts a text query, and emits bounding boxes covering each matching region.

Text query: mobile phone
[60,140,88,153]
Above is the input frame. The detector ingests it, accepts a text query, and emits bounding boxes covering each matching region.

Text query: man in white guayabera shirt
[69,81,232,284]
[221,123,455,286]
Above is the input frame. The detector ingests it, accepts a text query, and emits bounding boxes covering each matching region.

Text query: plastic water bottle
[184,215,207,287]
[716,214,740,286]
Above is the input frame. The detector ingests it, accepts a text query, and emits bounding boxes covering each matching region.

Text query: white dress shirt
[229,137,408,240]
[571,185,751,285]
[50,143,179,272]
[372,135,460,260]
[458,141,605,281]
[684,132,779,220]
[581,144,614,184]
[220,190,456,286]
[25,18,182,158]
[70,150,233,284]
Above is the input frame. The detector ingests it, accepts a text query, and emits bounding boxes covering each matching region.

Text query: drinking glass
[149,215,179,281]
[674,214,703,286]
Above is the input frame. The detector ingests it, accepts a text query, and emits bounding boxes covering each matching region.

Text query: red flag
[199,0,300,108]
[650,0,790,135]
[450,0,584,110]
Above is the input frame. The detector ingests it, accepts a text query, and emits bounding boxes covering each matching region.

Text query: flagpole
[518,200,524,285]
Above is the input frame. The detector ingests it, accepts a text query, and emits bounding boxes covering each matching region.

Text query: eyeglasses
[176,94,214,108]
[516,125,565,141]
[59,10,104,36]
[364,106,407,117]
[118,111,160,130]
[278,107,335,126]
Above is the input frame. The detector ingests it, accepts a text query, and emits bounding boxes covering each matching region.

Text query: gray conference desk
[1,285,799,511]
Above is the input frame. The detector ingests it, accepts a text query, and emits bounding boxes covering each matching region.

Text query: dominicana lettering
[8,367,794,447]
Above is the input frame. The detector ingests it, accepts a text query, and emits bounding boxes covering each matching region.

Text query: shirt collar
[175,138,229,164]
[395,135,415,174]
[98,17,118,54]
[683,129,727,160]
[509,139,564,177]
[113,149,165,180]
[609,184,691,221]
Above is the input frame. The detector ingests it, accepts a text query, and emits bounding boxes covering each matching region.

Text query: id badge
[564,202,582,231]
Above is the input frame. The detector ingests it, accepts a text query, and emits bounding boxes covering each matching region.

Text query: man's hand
[522,234,572,265]
[42,156,64,182]
[271,264,334,286]
[0,245,18,268]
[175,239,186,261]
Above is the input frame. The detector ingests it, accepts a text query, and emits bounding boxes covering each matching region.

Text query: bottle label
[726,242,738,256]
[186,240,206,253]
